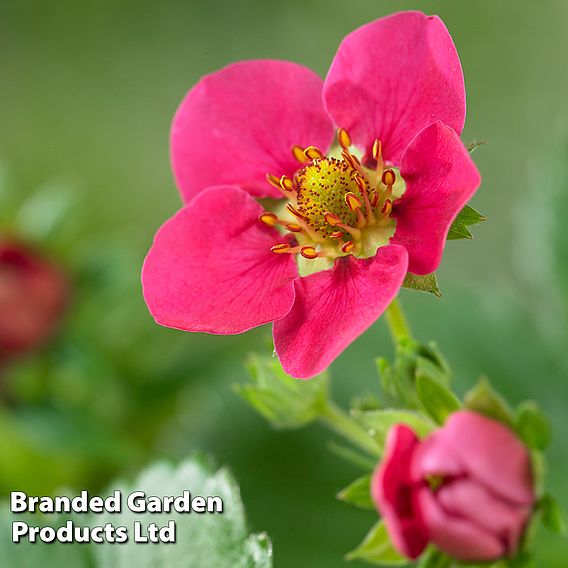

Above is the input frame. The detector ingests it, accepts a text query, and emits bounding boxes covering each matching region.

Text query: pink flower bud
[0,239,68,364]
[372,411,535,562]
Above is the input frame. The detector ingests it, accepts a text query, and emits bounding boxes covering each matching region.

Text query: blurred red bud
[0,238,68,364]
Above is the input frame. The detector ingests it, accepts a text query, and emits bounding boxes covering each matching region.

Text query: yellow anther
[271,243,291,253]
[285,223,302,233]
[330,230,344,239]
[304,146,324,160]
[372,139,382,161]
[324,211,342,226]
[291,145,308,163]
[300,246,319,260]
[341,240,354,253]
[345,192,362,211]
[337,128,352,150]
[280,175,295,192]
[382,199,393,216]
[259,212,278,226]
[382,169,396,187]
[266,173,281,188]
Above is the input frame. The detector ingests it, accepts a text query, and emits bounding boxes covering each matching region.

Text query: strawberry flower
[142,11,481,379]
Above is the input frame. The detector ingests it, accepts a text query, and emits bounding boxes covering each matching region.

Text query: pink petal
[323,11,465,165]
[437,411,535,506]
[410,431,464,482]
[391,121,481,275]
[171,60,335,203]
[371,425,428,559]
[437,480,532,555]
[418,487,505,562]
[273,245,408,379]
[142,185,297,334]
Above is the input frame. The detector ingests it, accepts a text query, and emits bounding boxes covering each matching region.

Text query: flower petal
[418,487,505,562]
[323,11,465,164]
[273,245,408,379]
[142,186,297,334]
[435,411,535,506]
[391,121,481,275]
[437,480,532,555]
[171,60,335,203]
[372,425,429,559]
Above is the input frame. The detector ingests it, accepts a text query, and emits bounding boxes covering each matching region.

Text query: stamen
[341,240,354,253]
[285,223,302,233]
[304,146,324,160]
[280,175,295,193]
[341,150,359,170]
[300,246,325,260]
[324,212,341,226]
[382,199,393,216]
[287,203,306,220]
[259,212,278,226]
[382,169,396,187]
[291,145,308,163]
[266,173,281,189]
[353,172,376,225]
[372,139,384,173]
[271,243,292,253]
[337,128,352,150]
[324,211,361,239]
[345,192,363,212]
[330,230,344,239]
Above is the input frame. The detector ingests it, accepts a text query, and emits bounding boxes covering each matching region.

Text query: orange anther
[259,212,278,226]
[345,192,362,211]
[324,211,342,226]
[330,230,344,239]
[382,169,396,186]
[286,203,305,220]
[341,240,354,253]
[382,199,393,216]
[266,173,281,188]
[337,128,352,150]
[280,175,295,192]
[300,246,319,259]
[372,139,382,161]
[304,146,324,160]
[285,223,302,233]
[292,145,308,163]
[271,243,291,253]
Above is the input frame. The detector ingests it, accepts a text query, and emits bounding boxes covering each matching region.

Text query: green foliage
[447,205,486,240]
[514,401,552,450]
[416,376,461,425]
[355,409,434,451]
[236,354,328,429]
[337,474,374,510]
[346,521,407,566]
[417,548,451,568]
[463,378,514,426]
[0,457,273,568]
[402,273,442,297]
[540,494,568,536]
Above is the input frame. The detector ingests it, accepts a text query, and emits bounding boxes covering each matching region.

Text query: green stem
[318,400,380,457]
[385,298,412,345]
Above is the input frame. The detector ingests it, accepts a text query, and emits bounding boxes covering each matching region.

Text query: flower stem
[318,400,380,457]
[385,298,412,345]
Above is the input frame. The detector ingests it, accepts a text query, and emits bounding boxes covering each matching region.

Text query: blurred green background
[1,0,567,566]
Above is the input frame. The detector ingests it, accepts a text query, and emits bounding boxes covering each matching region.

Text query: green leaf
[416,375,461,425]
[403,272,442,297]
[236,354,328,429]
[0,457,273,568]
[355,409,435,451]
[447,205,486,240]
[540,493,568,536]
[514,401,552,450]
[346,521,407,565]
[417,548,451,568]
[327,441,378,471]
[464,379,514,426]
[337,474,374,510]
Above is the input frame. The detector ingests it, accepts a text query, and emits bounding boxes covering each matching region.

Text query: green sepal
[346,521,407,565]
[354,409,435,451]
[236,354,328,430]
[416,375,461,425]
[417,548,451,568]
[447,205,486,240]
[514,401,552,450]
[463,378,514,427]
[403,272,442,297]
[540,493,568,536]
[327,441,378,471]
[337,474,374,510]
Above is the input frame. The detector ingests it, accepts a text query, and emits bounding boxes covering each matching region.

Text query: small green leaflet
[346,521,407,565]
[403,272,441,297]
[337,474,374,510]
[447,205,486,240]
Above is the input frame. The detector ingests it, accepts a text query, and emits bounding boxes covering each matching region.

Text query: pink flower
[142,11,481,379]
[372,411,535,562]
[0,239,67,364]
